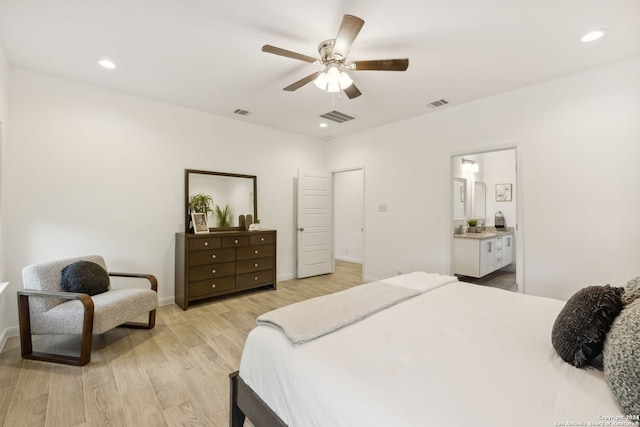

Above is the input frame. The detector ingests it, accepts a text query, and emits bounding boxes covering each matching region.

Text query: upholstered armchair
[17,255,158,366]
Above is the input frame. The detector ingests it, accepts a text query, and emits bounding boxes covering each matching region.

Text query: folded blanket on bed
[256,272,459,345]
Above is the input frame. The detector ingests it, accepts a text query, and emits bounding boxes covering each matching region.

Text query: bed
[229,272,631,427]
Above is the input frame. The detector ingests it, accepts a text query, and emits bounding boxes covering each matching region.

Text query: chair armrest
[17,289,94,307]
[108,272,158,292]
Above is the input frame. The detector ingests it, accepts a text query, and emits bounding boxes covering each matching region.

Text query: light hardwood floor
[0,261,363,427]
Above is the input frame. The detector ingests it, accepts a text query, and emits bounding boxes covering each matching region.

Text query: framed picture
[191,212,209,234]
[495,183,512,202]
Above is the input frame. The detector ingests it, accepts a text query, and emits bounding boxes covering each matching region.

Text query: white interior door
[297,170,332,278]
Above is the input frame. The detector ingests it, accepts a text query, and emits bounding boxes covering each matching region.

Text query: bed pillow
[551,285,624,367]
[621,276,640,305]
[603,298,640,414]
[61,260,110,296]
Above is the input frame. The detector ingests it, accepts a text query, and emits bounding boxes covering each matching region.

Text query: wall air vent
[319,110,356,123]
[233,108,252,116]
[428,99,449,108]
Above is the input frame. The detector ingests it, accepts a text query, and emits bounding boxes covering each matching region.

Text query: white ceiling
[1,0,639,139]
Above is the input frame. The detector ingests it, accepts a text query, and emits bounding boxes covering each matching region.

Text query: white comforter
[240,277,621,427]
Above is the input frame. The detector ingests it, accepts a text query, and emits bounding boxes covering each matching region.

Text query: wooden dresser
[175,229,277,310]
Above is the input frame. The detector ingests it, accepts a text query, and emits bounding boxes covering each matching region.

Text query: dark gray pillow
[551,285,624,367]
[622,276,640,305]
[61,260,110,296]
[603,299,640,414]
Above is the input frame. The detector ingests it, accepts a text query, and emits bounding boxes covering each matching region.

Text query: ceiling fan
[262,14,409,99]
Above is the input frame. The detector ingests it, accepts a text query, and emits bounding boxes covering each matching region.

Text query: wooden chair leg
[120,308,156,329]
[17,293,94,366]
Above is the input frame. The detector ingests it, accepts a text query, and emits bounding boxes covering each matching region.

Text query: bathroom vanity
[453,230,513,278]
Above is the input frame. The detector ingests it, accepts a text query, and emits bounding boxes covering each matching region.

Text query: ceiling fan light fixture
[339,71,353,89]
[314,72,329,90]
[327,81,341,93]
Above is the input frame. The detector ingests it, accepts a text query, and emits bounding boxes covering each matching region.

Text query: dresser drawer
[237,244,274,260]
[189,248,235,266]
[189,262,235,281]
[250,233,274,246]
[237,257,274,274]
[189,237,221,251]
[236,269,275,289]
[189,276,236,298]
[222,236,250,248]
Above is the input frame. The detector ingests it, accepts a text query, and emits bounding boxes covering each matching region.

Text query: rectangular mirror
[472,181,486,220]
[185,169,257,232]
[453,178,467,220]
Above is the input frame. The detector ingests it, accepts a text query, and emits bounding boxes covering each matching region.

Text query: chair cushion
[551,285,624,367]
[61,260,110,296]
[31,289,158,335]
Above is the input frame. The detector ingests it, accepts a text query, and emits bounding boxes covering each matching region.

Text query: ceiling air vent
[428,99,449,108]
[319,110,356,123]
[233,108,252,116]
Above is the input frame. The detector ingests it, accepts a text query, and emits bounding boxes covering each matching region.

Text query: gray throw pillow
[61,260,110,296]
[622,276,640,305]
[551,285,624,367]
[603,299,640,414]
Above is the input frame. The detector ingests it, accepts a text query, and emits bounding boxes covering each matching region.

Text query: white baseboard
[278,273,295,281]
[159,296,175,306]
[335,255,363,264]
[0,326,19,353]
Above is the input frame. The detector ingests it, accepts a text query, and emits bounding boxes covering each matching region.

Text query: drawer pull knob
[261,237,265,241]
[204,242,208,246]
[234,239,238,244]
[212,269,216,273]
[254,276,258,280]
[212,254,216,259]
[211,284,216,289]
[254,250,259,254]
[254,263,258,267]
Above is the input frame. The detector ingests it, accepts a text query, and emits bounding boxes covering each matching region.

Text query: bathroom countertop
[453,229,513,240]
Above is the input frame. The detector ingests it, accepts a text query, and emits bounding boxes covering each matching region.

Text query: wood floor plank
[46,378,86,427]
[0,261,364,426]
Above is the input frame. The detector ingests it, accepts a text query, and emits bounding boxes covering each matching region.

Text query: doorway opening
[450,148,522,293]
[332,167,364,283]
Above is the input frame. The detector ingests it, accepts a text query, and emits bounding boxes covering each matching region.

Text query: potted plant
[188,194,214,232]
[467,219,478,233]
[215,204,231,228]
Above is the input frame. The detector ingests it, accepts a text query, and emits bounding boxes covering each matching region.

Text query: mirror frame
[185,169,257,232]
[472,181,486,220]
[453,177,467,220]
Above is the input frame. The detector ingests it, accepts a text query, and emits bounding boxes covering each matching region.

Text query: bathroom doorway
[333,167,365,283]
[450,148,522,292]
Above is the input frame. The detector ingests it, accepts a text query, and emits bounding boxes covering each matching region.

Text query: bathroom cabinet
[453,233,513,278]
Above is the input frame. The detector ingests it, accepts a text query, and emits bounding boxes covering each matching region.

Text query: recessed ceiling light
[319,123,328,128]
[98,59,117,69]
[581,29,606,43]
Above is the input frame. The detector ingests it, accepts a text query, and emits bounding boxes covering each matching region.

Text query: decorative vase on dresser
[175,229,277,310]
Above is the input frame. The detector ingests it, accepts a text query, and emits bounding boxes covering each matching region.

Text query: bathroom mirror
[453,178,467,220]
[472,181,486,220]
[185,169,257,232]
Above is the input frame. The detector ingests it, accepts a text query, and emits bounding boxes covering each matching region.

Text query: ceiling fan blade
[262,45,318,63]
[283,72,323,91]
[333,15,365,60]
[352,59,409,71]
[343,83,362,99]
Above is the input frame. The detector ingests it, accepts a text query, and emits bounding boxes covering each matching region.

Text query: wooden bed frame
[229,371,287,427]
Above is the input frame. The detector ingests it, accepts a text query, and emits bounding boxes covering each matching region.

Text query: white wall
[2,68,326,333]
[0,43,11,346]
[327,57,640,300]
[334,169,363,263]
[483,149,516,228]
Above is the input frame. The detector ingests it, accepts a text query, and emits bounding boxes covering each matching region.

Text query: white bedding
[239,277,621,427]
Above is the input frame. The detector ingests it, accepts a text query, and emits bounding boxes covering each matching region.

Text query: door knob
[299,227,304,231]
